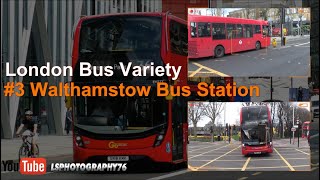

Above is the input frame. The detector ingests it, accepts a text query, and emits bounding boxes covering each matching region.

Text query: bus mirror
[165,94,173,101]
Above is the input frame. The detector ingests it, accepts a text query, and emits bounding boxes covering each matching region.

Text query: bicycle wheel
[19,145,29,161]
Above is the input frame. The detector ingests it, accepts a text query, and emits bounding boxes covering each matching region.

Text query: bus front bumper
[242,145,273,156]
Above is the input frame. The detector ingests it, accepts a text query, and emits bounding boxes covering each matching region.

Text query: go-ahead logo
[108,142,128,149]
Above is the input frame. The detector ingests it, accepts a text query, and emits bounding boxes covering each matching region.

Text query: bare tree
[244,8,251,19]
[202,102,224,141]
[203,102,224,126]
[242,102,265,106]
[188,102,205,138]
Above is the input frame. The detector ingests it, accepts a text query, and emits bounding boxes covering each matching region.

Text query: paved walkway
[272,138,310,149]
[272,35,310,42]
[1,135,73,161]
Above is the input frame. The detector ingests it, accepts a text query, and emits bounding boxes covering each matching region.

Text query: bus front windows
[242,121,268,145]
[241,106,270,146]
[74,93,168,135]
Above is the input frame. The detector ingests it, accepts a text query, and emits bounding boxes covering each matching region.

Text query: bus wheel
[214,46,225,58]
[255,41,261,50]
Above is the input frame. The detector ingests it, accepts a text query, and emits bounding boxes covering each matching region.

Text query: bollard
[272,38,277,48]
[283,37,286,46]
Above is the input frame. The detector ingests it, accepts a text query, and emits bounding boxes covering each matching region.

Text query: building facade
[1,0,209,139]
[1,0,163,139]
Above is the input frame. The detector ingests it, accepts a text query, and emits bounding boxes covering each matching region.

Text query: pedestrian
[297,86,303,101]
[65,107,72,135]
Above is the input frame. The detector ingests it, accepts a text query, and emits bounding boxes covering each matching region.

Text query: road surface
[188,36,310,77]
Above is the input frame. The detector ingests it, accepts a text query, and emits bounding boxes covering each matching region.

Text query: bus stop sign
[291,127,296,132]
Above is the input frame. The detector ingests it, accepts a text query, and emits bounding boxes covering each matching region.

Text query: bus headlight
[242,144,245,147]
[154,130,165,147]
[75,135,84,147]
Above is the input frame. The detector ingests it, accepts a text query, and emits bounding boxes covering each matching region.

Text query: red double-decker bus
[70,12,188,169]
[188,15,271,59]
[240,105,273,156]
[301,121,310,139]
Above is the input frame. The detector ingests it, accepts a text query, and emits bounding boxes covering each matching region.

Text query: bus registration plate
[254,152,262,154]
[107,156,129,161]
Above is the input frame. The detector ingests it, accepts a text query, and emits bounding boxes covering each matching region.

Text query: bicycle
[18,135,40,161]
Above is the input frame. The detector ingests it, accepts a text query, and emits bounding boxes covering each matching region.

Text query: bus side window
[243,24,253,38]
[170,20,188,56]
[254,25,261,34]
[212,23,226,40]
[198,22,211,37]
[190,22,197,37]
[227,24,235,39]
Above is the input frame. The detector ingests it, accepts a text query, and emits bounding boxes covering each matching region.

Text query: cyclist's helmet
[25,110,33,115]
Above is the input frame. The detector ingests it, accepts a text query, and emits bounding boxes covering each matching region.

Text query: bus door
[258,124,268,144]
[172,97,187,161]
[242,24,255,50]
[196,22,212,57]
[227,24,242,53]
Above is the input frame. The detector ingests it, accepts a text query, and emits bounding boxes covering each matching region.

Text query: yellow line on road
[250,158,307,161]
[195,145,241,170]
[246,165,309,170]
[189,144,230,159]
[189,67,203,77]
[188,165,198,171]
[192,62,230,77]
[295,148,310,155]
[241,157,251,171]
[252,172,262,176]
[274,148,295,171]
[237,177,248,180]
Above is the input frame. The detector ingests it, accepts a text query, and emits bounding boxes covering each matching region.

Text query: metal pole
[292,106,295,144]
[298,125,300,148]
[282,122,284,138]
[280,8,284,46]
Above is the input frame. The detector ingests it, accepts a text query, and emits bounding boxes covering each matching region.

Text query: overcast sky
[192,102,310,128]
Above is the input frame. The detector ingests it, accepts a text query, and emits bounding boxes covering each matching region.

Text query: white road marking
[295,148,310,155]
[195,145,241,170]
[147,169,190,180]
[294,42,310,46]
[189,144,230,159]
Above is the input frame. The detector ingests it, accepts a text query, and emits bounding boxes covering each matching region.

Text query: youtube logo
[19,158,47,175]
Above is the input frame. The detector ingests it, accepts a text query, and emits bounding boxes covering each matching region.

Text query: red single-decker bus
[188,14,271,59]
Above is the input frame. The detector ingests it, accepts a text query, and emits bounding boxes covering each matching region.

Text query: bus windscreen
[74,89,168,135]
[241,106,270,145]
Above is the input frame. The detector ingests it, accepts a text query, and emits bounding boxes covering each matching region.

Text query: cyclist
[16,110,39,156]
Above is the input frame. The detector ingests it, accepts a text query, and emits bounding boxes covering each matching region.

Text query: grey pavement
[272,138,310,149]
[272,35,310,42]
[1,135,73,161]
